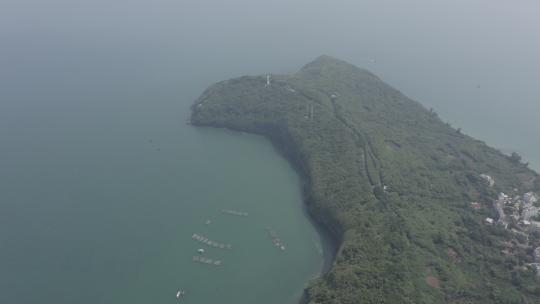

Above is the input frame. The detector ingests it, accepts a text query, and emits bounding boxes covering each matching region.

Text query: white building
[480,174,495,187]
[524,192,538,205]
[523,206,540,221]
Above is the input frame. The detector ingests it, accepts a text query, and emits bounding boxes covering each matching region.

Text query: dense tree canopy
[191,56,540,303]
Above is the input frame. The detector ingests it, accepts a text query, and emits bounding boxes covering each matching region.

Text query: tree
[510,152,522,164]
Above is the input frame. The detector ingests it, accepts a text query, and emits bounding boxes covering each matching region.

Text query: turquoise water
[0,47,323,304]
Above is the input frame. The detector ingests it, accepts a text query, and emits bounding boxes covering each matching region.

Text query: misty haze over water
[2,0,539,167]
[2,0,538,168]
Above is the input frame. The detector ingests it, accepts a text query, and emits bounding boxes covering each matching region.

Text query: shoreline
[188,55,540,302]
[190,122,340,301]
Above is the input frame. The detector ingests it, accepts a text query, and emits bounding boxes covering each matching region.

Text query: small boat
[197,248,205,254]
[176,289,185,299]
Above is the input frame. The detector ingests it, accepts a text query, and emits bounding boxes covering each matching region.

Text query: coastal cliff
[191,56,540,303]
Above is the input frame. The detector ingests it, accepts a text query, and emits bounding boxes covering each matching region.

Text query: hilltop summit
[297,55,381,85]
[191,56,540,303]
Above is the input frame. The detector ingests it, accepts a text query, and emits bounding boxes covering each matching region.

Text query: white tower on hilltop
[266,74,271,87]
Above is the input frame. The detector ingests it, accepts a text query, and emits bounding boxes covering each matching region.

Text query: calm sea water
[0,21,323,304]
[1,0,538,303]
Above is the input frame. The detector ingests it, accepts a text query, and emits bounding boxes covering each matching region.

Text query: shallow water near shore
[0,47,324,304]
[0,94,325,304]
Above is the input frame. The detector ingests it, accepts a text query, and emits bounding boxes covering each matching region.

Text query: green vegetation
[191,56,540,303]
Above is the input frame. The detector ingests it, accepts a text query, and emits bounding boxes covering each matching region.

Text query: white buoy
[176,290,185,299]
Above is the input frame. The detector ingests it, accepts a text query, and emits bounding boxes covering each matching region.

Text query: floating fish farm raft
[192,255,222,266]
[192,233,232,250]
[221,209,249,217]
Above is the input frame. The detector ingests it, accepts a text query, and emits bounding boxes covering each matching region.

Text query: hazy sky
[1,0,539,166]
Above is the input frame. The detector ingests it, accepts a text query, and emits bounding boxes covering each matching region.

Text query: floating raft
[192,233,232,250]
[221,209,248,217]
[266,228,286,251]
[192,255,222,266]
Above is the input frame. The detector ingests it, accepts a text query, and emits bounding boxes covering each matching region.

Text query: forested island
[190,56,540,303]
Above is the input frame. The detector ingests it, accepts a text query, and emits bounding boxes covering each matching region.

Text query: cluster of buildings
[488,191,539,229]
[475,174,540,274]
[484,190,540,275]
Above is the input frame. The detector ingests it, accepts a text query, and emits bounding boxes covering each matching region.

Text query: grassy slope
[191,56,540,303]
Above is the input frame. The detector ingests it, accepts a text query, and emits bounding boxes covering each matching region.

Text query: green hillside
[190,56,540,303]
